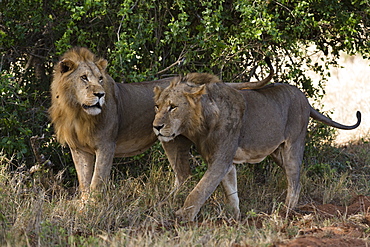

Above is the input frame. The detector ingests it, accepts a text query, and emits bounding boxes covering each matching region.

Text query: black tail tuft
[264,57,272,69]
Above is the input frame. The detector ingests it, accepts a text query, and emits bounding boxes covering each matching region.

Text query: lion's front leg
[70,148,94,199]
[176,162,233,221]
[161,136,192,187]
[90,143,116,192]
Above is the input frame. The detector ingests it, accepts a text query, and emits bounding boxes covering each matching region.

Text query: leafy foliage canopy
[0,0,369,165]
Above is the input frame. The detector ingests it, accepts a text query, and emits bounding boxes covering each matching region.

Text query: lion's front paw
[81,191,91,202]
[175,206,197,222]
[77,191,97,213]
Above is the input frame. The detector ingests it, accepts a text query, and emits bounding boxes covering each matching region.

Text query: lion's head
[49,47,116,147]
[153,73,222,142]
[51,47,109,116]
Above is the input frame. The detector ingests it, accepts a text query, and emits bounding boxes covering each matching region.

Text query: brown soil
[276,235,367,247]
[275,195,370,247]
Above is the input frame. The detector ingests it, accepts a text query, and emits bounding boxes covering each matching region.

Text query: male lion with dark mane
[153,73,361,221]
[49,47,273,200]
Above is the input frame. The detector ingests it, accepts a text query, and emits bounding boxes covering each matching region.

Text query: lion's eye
[154,105,159,112]
[98,76,103,84]
[81,75,88,81]
[169,105,177,112]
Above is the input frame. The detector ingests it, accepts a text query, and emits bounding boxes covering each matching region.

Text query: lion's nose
[153,124,164,131]
[94,92,105,98]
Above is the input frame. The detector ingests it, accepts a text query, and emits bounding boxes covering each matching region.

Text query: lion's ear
[153,86,162,101]
[190,84,206,98]
[154,86,162,95]
[96,59,108,71]
[59,59,76,74]
[185,85,206,107]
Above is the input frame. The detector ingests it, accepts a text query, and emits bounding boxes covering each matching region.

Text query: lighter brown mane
[185,75,221,136]
[182,73,221,85]
[186,102,206,137]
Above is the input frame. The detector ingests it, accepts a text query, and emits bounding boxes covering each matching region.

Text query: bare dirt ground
[232,195,370,246]
[278,196,370,247]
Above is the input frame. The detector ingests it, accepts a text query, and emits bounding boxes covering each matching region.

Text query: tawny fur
[153,72,361,221]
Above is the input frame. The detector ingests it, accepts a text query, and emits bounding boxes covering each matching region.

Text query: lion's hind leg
[271,141,304,212]
[221,164,240,219]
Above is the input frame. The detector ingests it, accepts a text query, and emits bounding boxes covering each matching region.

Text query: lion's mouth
[82,102,102,110]
[81,102,103,115]
[157,133,177,142]
[157,133,176,138]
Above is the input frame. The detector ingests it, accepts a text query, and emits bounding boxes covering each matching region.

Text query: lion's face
[153,78,205,142]
[72,63,106,116]
[52,49,109,116]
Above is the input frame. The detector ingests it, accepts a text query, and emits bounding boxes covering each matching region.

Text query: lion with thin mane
[49,47,274,199]
[153,73,361,221]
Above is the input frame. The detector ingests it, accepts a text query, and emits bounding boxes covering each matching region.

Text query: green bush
[0,83,27,158]
[0,73,72,172]
[0,74,42,160]
[0,0,369,171]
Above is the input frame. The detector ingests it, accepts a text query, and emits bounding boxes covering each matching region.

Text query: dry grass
[1,137,370,246]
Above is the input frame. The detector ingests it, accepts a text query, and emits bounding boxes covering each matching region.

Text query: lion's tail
[310,107,361,130]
